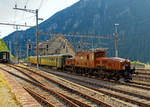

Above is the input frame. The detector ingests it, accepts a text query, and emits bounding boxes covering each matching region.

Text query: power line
[13,7,35,13]
[38,32,114,52]
[0,22,33,27]
[38,32,114,39]
[38,0,44,10]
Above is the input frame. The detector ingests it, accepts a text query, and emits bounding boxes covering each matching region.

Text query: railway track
[10,64,150,107]
[136,68,150,71]
[134,68,150,82]
[136,72,150,76]
[52,69,150,90]
[24,88,55,107]
[0,67,78,107]
[130,80,150,87]
[56,68,150,89]
[1,64,115,107]
[22,63,150,89]
[133,75,150,82]
[39,71,150,107]
[13,63,150,89]
[135,68,150,75]
[96,76,150,90]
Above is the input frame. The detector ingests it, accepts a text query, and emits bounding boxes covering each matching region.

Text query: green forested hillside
[0,40,9,51]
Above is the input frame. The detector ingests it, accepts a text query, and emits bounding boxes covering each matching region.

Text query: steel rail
[129,81,150,87]
[136,68,150,71]
[24,87,55,107]
[60,93,91,107]
[133,75,150,82]
[137,72,150,76]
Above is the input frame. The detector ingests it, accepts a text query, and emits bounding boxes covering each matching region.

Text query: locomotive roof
[76,50,105,54]
[103,57,129,62]
[31,54,72,58]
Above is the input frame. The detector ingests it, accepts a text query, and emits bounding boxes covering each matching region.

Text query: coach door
[56,57,60,68]
[89,53,95,68]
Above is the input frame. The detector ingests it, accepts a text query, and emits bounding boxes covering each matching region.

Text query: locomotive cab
[94,51,106,58]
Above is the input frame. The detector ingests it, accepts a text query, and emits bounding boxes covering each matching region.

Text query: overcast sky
[0,0,79,39]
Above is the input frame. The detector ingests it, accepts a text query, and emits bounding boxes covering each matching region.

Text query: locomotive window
[101,54,105,57]
[68,55,72,58]
[95,53,105,57]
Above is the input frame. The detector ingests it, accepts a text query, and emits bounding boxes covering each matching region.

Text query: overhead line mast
[13,7,43,68]
[114,24,119,57]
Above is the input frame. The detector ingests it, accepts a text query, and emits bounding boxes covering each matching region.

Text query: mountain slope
[3,0,150,62]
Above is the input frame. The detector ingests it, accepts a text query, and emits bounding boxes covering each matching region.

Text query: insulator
[15,4,17,8]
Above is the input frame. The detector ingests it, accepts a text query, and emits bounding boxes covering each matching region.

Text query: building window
[46,45,48,51]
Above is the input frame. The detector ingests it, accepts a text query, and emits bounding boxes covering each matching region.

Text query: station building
[36,34,75,56]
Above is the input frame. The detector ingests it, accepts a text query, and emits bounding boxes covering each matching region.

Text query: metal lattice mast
[114,23,119,57]
[13,7,42,68]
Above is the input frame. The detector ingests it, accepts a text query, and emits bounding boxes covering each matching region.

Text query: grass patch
[0,73,21,107]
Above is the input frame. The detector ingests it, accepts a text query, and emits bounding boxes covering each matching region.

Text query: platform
[0,69,41,107]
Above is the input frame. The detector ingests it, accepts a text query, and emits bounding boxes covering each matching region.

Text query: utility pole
[13,7,43,68]
[25,40,30,58]
[9,41,11,54]
[114,23,119,57]
[15,25,19,63]
[27,43,29,59]
[36,9,39,68]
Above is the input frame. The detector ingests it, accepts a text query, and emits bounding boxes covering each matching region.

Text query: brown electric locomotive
[65,49,135,81]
